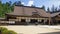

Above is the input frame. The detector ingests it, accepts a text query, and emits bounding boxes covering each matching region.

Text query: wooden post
[43,19,45,25]
[44,19,46,25]
[49,17,51,25]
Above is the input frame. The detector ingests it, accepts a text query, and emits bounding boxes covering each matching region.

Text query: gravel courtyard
[0,25,60,34]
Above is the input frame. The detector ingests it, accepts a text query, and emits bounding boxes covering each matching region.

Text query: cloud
[27,0,34,6]
[22,2,24,5]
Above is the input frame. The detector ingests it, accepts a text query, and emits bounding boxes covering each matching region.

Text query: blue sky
[1,0,60,10]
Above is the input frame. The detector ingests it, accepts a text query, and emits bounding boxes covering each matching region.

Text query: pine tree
[47,7,50,12]
[55,7,57,12]
[31,5,35,7]
[58,5,60,12]
[41,5,45,11]
[51,5,55,12]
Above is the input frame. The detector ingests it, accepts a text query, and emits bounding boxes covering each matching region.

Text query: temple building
[5,5,60,25]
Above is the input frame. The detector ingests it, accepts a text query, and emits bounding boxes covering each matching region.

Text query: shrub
[0,27,17,34]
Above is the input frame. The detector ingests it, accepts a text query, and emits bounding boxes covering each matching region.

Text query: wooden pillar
[38,19,41,22]
[49,17,51,25]
[17,17,21,22]
[26,18,30,24]
[43,19,47,25]
[37,18,39,22]
[43,19,45,25]
[26,19,30,22]
[56,20,58,25]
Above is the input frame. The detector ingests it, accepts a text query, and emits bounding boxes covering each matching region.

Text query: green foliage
[0,1,12,17]
[0,27,17,34]
[51,5,55,12]
[0,27,8,31]
[41,5,45,11]
[47,7,50,12]
[0,1,23,18]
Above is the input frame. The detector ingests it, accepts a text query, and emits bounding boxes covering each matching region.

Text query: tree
[0,1,13,17]
[8,1,12,6]
[47,7,50,12]
[16,1,21,5]
[0,1,14,17]
[11,2,17,11]
[41,5,45,11]
[31,5,35,7]
[55,7,57,12]
[51,5,55,12]
[15,1,23,6]
[11,1,23,11]
[58,5,60,12]
[0,1,3,17]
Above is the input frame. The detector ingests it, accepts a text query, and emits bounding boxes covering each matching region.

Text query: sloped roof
[50,12,60,17]
[6,5,50,17]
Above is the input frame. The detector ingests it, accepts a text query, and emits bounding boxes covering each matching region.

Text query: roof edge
[15,5,43,9]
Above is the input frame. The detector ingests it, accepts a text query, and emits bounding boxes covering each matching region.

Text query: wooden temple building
[5,5,60,25]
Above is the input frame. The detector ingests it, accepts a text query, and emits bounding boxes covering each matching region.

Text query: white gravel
[0,25,60,34]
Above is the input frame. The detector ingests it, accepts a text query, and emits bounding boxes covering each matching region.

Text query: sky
[1,0,60,10]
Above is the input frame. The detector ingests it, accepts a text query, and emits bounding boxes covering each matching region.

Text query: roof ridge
[15,5,43,9]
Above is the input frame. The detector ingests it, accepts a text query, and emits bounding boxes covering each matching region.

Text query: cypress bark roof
[6,5,52,17]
